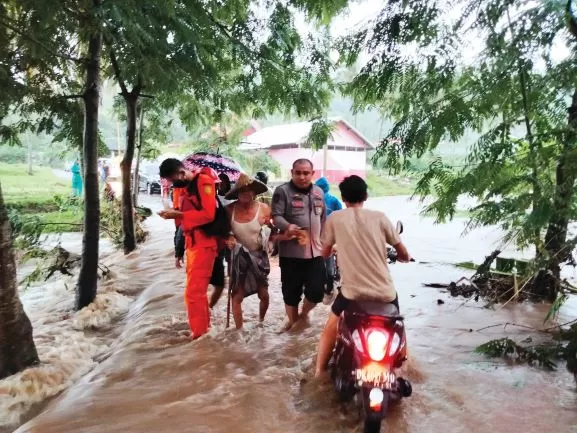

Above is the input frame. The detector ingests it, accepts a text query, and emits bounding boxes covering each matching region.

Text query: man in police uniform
[272,159,326,330]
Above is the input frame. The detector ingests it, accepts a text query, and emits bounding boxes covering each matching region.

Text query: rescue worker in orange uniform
[158,158,224,338]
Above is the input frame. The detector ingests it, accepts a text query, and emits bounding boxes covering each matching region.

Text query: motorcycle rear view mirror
[396,221,404,234]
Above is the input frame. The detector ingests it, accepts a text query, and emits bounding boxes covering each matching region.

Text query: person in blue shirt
[315,176,342,301]
[71,159,83,197]
[315,177,342,217]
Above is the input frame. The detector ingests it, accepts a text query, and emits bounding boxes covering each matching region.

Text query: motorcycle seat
[347,300,404,321]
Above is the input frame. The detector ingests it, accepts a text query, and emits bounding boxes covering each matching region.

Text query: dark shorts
[210,250,226,287]
[280,256,325,307]
[331,292,400,316]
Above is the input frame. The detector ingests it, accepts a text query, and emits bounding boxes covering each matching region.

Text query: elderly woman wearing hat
[224,173,277,329]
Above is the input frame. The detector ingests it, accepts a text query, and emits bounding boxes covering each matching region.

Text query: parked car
[138,173,162,194]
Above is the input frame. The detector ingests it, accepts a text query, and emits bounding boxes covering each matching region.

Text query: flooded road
[8,195,577,433]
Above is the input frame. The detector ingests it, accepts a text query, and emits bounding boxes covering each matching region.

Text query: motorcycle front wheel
[361,389,388,433]
[363,418,382,433]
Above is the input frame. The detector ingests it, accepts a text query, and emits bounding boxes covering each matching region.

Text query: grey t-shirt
[272,182,325,259]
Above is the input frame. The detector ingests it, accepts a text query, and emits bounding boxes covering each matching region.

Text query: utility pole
[322,144,328,178]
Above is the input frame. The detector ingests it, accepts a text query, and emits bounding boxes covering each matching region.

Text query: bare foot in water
[278,320,294,333]
[314,369,329,380]
[289,315,311,333]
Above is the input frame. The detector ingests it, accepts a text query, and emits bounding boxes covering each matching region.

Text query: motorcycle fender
[361,385,390,421]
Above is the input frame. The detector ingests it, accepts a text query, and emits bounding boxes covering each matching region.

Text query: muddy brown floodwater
[11,196,577,433]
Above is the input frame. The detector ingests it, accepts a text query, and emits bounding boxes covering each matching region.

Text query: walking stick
[226,287,231,328]
[226,248,232,328]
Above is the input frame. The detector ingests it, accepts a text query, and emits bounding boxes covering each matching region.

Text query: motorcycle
[329,221,412,433]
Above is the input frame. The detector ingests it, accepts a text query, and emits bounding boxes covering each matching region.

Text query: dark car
[138,173,162,194]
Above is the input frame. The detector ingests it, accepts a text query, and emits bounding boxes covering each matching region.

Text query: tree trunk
[121,93,138,254]
[76,102,86,182]
[75,4,102,310]
[132,104,144,206]
[0,181,39,379]
[542,89,577,301]
[132,142,141,206]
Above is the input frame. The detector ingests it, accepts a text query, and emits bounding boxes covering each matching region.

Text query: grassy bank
[1,163,69,205]
[365,171,416,196]
[328,170,417,197]
[37,210,83,232]
[422,208,472,219]
[1,163,82,232]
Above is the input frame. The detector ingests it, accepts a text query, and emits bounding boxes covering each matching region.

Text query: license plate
[355,363,396,389]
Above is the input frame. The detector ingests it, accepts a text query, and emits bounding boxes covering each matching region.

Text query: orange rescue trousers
[185,246,217,338]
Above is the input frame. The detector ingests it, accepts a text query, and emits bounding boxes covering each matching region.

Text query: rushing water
[6,195,577,433]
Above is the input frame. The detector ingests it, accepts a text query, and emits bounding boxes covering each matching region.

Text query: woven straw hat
[225,173,268,200]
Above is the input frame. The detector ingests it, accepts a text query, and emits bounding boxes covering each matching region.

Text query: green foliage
[100,198,149,248]
[50,99,109,157]
[0,126,20,147]
[7,207,76,288]
[476,320,577,377]
[0,0,88,152]
[8,208,43,250]
[0,135,75,167]
[304,118,336,150]
[455,261,478,271]
[414,137,560,251]
[238,151,282,178]
[100,0,347,144]
[96,0,348,250]
[340,0,577,268]
[183,115,281,177]
[545,292,569,323]
[1,0,351,170]
[475,337,562,370]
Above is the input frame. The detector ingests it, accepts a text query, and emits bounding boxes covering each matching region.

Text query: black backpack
[187,177,231,238]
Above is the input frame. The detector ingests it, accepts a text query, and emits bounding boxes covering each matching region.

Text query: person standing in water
[255,170,279,256]
[223,174,272,329]
[315,176,343,302]
[174,171,234,309]
[71,159,83,197]
[207,172,234,309]
[158,158,229,339]
[272,159,326,330]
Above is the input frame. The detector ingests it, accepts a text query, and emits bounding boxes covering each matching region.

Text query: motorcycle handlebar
[387,248,415,263]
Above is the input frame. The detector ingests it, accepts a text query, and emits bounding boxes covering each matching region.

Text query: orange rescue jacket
[180,173,219,250]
